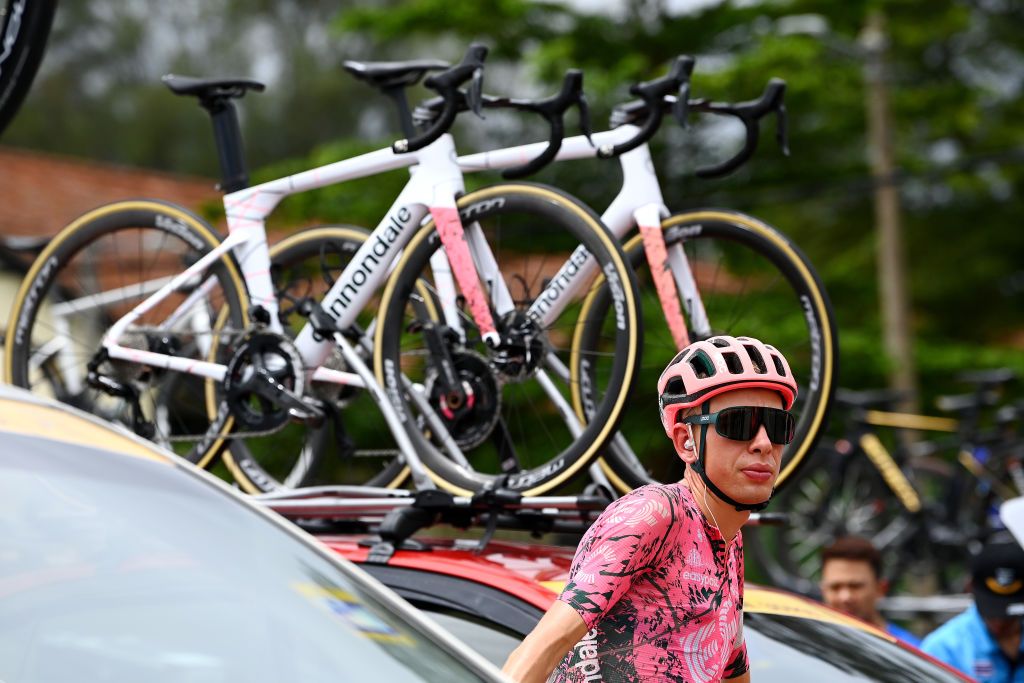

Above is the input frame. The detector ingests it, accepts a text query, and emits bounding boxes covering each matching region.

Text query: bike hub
[491,310,546,382]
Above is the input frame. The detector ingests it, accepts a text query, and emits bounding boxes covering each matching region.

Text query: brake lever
[578,90,595,146]
[468,66,485,119]
[776,101,790,156]
[672,81,690,129]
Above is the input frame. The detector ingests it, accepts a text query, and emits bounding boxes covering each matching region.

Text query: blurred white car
[0,384,506,683]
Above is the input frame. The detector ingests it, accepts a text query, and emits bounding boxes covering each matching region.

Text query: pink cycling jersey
[551,482,747,683]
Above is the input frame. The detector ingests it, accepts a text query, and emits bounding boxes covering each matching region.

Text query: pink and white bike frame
[100,134,511,386]
[459,124,713,350]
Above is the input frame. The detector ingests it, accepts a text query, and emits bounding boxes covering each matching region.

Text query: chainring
[222,331,306,433]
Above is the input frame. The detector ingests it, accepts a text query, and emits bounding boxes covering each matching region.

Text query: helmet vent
[722,351,743,374]
[771,354,786,376]
[744,344,767,374]
[688,350,716,379]
[665,377,685,395]
[710,337,730,348]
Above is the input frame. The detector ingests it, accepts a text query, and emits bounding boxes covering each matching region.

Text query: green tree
[333,0,1024,399]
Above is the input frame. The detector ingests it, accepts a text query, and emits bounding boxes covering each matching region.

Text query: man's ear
[878,578,890,596]
[671,423,698,464]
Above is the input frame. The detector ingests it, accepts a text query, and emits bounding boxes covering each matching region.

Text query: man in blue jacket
[922,537,1024,682]
[819,536,921,646]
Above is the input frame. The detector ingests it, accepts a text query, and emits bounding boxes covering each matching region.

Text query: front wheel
[574,209,838,494]
[374,183,641,495]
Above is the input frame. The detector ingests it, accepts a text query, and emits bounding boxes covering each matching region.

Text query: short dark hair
[822,536,882,579]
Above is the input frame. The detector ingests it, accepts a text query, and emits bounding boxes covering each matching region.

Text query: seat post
[382,86,416,140]
[201,96,249,193]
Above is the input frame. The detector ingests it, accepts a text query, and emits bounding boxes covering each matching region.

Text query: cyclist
[502,335,798,683]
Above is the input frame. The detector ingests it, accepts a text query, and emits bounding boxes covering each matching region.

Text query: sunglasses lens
[714,407,795,444]
[715,407,757,441]
[763,408,796,444]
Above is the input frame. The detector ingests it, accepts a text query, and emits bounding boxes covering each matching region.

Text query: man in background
[922,537,1024,682]
[820,535,921,646]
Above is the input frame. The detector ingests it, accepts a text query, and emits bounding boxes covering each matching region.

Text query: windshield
[0,433,493,683]
[745,612,963,682]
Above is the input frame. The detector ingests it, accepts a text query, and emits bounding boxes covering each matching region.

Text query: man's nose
[748,423,772,453]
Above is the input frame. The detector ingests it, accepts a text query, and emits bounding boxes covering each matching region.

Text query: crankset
[222,331,322,432]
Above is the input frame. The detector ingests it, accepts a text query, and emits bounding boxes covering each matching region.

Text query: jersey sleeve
[558,486,676,629]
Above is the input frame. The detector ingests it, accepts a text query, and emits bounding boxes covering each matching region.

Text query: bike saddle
[834,387,910,410]
[342,59,449,90]
[161,75,266,100]
[935,390,1000,414]
[956,368,1017,387]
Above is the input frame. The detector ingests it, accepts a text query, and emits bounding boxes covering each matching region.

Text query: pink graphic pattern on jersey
[552,483,747,682]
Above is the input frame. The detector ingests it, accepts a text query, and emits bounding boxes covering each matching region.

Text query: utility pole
[860,10,918,410]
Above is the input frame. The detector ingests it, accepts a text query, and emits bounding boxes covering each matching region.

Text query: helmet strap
[691,402,772,513]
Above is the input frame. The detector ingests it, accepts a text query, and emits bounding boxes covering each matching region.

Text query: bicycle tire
[374,182,641,496]
[4,199,250,466]
[221,225,409,493]
[573,209,837,494]
[0,0,58,136]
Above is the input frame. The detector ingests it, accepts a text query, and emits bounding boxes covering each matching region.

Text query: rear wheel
[574,210,837,493]
[4,200,249,466]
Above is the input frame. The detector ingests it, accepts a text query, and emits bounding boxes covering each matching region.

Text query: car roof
[0,385,172,464]
[0,386,510,679]
[321,536,570,611]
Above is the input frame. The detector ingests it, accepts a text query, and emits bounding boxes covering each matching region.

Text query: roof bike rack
[255,484,788,562]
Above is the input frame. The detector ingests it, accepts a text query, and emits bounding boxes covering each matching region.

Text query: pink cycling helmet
[657,335,797,437]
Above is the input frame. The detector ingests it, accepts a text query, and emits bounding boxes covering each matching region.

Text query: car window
[417,607,523,666]
[745,612,963,682]
[0,434,495,683]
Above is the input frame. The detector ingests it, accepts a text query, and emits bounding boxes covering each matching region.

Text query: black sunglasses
[682,406,795,445]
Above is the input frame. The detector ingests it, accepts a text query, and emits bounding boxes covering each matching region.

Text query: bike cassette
[425,350,501,450]
[222,332,312,432]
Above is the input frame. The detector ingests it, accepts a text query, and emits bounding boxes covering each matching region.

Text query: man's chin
[729,482,776,506]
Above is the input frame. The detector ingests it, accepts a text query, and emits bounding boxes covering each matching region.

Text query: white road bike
[419,55,838,494]
[5,45,642,497]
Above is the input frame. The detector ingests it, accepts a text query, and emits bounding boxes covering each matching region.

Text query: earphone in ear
[683,439,694,450]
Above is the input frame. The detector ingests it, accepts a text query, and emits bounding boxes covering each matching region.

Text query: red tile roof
[0,146,220,236]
